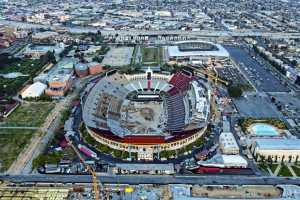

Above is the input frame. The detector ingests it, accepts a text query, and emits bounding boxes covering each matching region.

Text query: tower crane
[69,142,101,200]
[69,140,134,200]
[186,64,229,86]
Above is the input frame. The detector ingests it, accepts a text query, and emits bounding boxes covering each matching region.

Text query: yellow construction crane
[186,64,229,86]
[69,141,134,200]
[86,165,100,200]
[69,142,101,200]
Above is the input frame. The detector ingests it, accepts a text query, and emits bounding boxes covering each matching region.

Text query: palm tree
[296,155,299,164]
[288,155,292,163]
[275,155,278,163]
[260,155,266,163]
[281,155,285,163]
[267,155,272,164]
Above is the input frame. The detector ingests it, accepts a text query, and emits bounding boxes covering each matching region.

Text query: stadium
[166,40,229,64]
[81,68,211,160]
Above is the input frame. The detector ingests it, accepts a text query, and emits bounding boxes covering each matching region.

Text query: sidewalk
[274,164,281,176]
[287,164,297,177]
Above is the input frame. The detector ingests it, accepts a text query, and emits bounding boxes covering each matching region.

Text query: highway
[1,174,300,185]
[1,20,300,39]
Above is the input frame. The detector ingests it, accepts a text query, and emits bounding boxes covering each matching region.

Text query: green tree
[228,85,243,98]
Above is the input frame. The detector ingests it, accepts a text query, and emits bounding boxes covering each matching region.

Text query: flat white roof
[219,132,239,150]
[255,138,300,150]
[21,81,47,98]
[221,155,248,165]
[115,163,174,171]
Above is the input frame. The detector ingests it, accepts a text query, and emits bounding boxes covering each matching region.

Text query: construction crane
[186,64,229,86]
[69,142,101,200]
[69,141,134,200]
[86,165,100,200]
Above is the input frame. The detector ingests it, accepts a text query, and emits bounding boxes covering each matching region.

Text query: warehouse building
[21,82,47,99]
[251,138,300,162]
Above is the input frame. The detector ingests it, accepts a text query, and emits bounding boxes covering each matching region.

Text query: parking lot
[225,46,289,93]
[102,47,134,67]
[233,94,283,119]
[216,64,253,91]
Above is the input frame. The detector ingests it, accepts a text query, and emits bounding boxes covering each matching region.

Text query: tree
[228,85,243,98]
[260,155,266,163]
[40,51,56,65]
[267,155,272,164]
[59,45,73,58]
[291,60,297,67]
[113,150,122,158]
[288,155,292,163]
[281,155,285,163]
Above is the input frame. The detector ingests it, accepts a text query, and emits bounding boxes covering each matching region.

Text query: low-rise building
[21,82,47,99]
[45,58,75,97]
[219,132,239,155]
[88,62,104,75]
[23,43,65,59]
[113,163,175,175]
[31,31,59,43]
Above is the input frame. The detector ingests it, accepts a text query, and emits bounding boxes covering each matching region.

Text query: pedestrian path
[287,164,297,177]
[267,167,275,176]
[274,164,281,176]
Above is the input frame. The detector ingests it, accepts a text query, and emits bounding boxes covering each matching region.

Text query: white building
[251,138,300,162]
[219,132,239,155]
[21,82,47,98]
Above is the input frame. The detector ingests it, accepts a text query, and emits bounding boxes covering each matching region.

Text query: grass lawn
[270,164,278,173]
[142,47,160,65]
[1,102,55,127]
[0,129,36,172]
[0,59,43,74]
[258,163,269,173]
[291,165,300,177]
[278,164,293,177]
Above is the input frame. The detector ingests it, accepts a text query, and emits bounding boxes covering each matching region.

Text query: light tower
[146,67,153,90]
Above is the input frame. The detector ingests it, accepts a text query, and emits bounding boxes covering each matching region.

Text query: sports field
[141,47,162,65]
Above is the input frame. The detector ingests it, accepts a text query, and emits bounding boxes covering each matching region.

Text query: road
[1,174,300,185]
[1,20,300,38]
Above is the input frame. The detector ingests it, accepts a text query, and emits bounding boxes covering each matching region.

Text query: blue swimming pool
[250,123,279,136]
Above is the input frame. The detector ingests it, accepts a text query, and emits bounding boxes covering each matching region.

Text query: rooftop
[255,138,300,150]
[167,41,229,58]
[115,163,174,172]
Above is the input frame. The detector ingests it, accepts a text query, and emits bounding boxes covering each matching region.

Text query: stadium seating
[168,71,193,95]
[166,94,186,131]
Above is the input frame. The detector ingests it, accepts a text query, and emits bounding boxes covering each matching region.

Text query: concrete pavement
[1,174,300,185]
